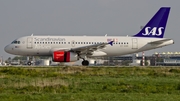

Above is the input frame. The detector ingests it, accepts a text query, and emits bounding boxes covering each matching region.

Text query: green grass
[0,66,180,101]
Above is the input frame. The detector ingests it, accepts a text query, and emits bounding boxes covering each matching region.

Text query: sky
[0,0,180,60]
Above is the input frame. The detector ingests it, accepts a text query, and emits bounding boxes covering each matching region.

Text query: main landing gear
[82,60,89,66]
[78,54,89,66]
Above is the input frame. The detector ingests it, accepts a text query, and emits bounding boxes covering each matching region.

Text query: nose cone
[4,45,11,54]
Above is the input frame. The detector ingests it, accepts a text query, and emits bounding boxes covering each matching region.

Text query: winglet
[108,41,114,46]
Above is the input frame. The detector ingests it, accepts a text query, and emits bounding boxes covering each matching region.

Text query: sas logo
[142,27,164,36]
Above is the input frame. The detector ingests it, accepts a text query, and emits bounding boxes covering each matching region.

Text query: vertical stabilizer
[133,7,170,38]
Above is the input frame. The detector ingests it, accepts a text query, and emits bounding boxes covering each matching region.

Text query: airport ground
[0,66,180,101]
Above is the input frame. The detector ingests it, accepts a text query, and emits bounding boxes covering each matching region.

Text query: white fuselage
[4,35,174,57]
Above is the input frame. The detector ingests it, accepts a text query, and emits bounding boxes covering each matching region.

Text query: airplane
[4,7,174,66]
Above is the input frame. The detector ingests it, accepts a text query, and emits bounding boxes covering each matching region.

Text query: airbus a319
[4,7,174,66]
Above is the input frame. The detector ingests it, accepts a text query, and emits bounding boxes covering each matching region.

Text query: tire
[82,60,89,66]
[27,61,32,66]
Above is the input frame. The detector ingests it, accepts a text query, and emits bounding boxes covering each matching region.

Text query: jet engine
[52,51,78,62]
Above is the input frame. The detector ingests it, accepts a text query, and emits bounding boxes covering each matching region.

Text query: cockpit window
[11,40,20,44]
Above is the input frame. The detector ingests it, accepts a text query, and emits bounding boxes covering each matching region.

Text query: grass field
[0,66,180,101]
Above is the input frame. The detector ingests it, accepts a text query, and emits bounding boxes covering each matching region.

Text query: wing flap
[71,41,113,55]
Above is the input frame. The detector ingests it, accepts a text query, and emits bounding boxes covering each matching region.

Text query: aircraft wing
[70,41,113,55]
[148,39,172,44]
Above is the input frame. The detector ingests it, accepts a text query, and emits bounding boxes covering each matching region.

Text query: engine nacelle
[53,51,78,62]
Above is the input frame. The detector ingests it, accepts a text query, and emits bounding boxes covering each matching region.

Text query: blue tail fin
[133,7,170,38]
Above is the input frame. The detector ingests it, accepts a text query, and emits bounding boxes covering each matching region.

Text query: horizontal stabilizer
[148,39,171,44]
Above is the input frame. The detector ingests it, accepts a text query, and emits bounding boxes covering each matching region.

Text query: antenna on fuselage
[105,34,107,37]
[31,33,34,36]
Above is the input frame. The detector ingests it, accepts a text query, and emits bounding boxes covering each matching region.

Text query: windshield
[11,40,20,44]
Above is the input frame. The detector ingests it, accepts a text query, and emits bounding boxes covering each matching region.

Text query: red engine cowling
[53,51,78,62]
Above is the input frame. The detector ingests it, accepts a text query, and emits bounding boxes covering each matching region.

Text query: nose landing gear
[27,61,32,66]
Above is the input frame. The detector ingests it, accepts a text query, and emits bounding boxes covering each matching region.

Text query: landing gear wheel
[82,60,89,66]
[27,61,32,66]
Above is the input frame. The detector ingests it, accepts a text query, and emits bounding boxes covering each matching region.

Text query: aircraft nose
[4,45,11,53]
